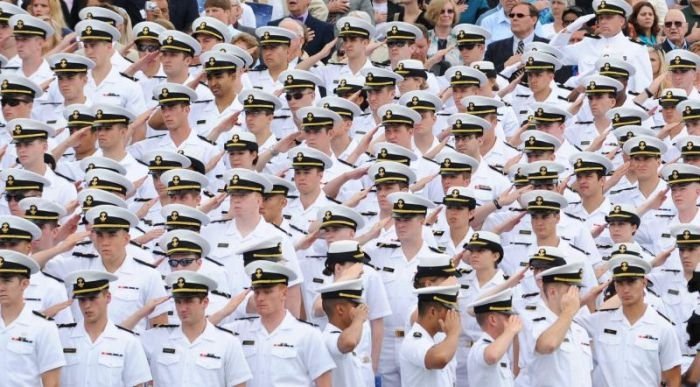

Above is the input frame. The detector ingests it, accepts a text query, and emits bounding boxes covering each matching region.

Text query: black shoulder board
[371,60,389,67]
[557,83,574,91]
[599,308,619,312]
[568,243,590,256]
[656,310,675,325]
[584,33,600,39]
[522,292,539,299]
[633,101,650,112]
[651,125,664,130]
[53,170,75,183]
[215,325,237,335]
[129,240,147,249]
[610,186,635,194]
[235,316,260,321]
[205,256,224,266]
[525,305,537,311]
[73,251,98,258]
[327,61,345,66]
[153,250,166,257]
[421,156,440,165]
[202,190,214,198]
[325,195,341,204]
[197,135,215,145]
[575,121,593,125]
[377,242,400,248]
[33,310,53,320]
[147,133,166,139]
[428,246,442,253]
[41,271,64,283]
[119,72,137,81]
[116,325,138,335]
[273,115,290,119]
[210,218,231,224]
[193,99,213,104]
[533,316,546,322]
[3,66,18,70]
[628,90,640,96]
[58,322,77,328]
[361,211,377,217]
[488,164,504,174]
[297,318,318,327]
[39,102,62,106]
[564,212,584,221]
[569,201,581,205]
[133,197,154,202]
[503,141,519,151]
[211,289,231,298]
[289,223,309,235]
[646,285,659,297]
[76,239,92,246]
[271,223,292,237]
[336,158,355,168]
[432,230,445,237]
[436,112,451,116]
[133,258,156,268]
[154,324,180,328]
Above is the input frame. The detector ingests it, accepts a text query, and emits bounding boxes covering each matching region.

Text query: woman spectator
[539,0,568,39]
[648,46,672,94]
[424,0,461,67]
[27,0,70,33]
[629,1,661,46]
[394,0,431,27]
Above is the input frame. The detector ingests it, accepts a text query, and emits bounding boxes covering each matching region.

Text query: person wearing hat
[519,101,577,164]
[140,270,252,386]
[398,284,461,387]
[466,289,521,387]
[50,105,97,180]
[566,151,614,232]
[576,256,682,387]
[191,16,233,53]
[0,168,50,216]
[317,95,371,164]
[202,169,305,316]
[361,67,403,125]
[382,22,423,69]
[676,135,700,166]
[432,186,479,256]
[58,270,152,386]
[0,3,26,59]
[551,0,652,94]
[272,69,324,138]
[42,54,95,133]
[159,168,209,209]
[0,249,65,386]
[0,74,43,167]
[141,150,191,214]
[258,174,296,235]
[74,20,146,113]
[125,21,166,93]
[451,24,490,67]
[225,260,335,387]
[636,50,700,111]
[518,51,569,122]
[528,261,593,386]
[678,99,700,137]
[223,130,259,170]
[440,66,486,115]
[246,26,298,95]
[397,90,443,156]
[319,278,369,387]
[5,14,54,85]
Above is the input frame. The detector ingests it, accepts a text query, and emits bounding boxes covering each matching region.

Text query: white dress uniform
[141,322,252,386]
[0,304,66,387]
[58,322,152,387]
[85,67,146,115]
[399,322,453,387]
[323,322,368,387]
[467,332,514,387]
[225,311,336,387]
[25,271,73,324]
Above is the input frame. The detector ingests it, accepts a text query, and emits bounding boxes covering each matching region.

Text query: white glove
[566,14,596,33]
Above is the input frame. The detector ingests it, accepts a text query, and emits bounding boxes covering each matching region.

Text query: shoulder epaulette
[129,240,147,249]
[361,211,377,217]
[116,325,137,335]
[503,141,519,151]
[73,251,98,258]
[273,115,290,120]
[556,83,574,91]
[289,223,308,235]
[522,292,539,299]
[436,112,451,116]
[3,66,19,70]
[235,316,259,321]
[325,195,341,204]
[133,258,156,268]
[568,243,589,255]
[147,133,166,139]
[575,121,593,125]
[193,99,213,105]
[197,134,215,145]
[646,285,659,297]
[533,316,546,322]
[557,95,569,102]
[211,289,231,298]
[41,271,64,283]
[215,325,237,335]
[271,223,292,237]
[377,242,400,248]
[198,81,209,88]
[610,186,635,195]
[119,72,137,81]
[421,156,440,165]
[53,170,75,183]
[488,164,505,175]
[153,75,167,79]
[628,90,640,96]
[33,310,53,320]
[597,307,619,312]
[371,61,388,67]
[154,324,180,328]
[326,61,345,66]
[563,212,584,221]
[133,197,154,202]
[359,112,371,117]
[205,257,224,267]
[432,230,445,237]
[584,33,600,39]
[656,310,675,325]
[39,101,61,106]
[569,201,581,205]
[459,268,473,275]
[428,246,442,253]
[297,318,318,327]
[76,239,92,246]
[336,158,355,168]
[202,190,214,198]
[633,101,649,111]
[210,218,232,224]
[58,322,77,328]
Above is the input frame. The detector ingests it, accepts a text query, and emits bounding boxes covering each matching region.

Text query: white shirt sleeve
[122,335,153,386]
[224,335,253,386]
[37,322,67,374]
[302,327,336,380]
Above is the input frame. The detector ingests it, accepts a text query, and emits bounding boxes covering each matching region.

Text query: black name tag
[196,120,206,124]
[218,243,229,248]
[382,267,395,273]
[519,230,531,235]
[63,348,76,353]
[668,289,679,295]
[242,340,255,346]
[603,329,617,335]
[312,278,324,284]
[163,348,176,354]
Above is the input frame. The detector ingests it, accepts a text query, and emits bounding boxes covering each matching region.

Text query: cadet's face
[1,97,32,120]
[287,90,314,113]
[161,103,190,129]
[0,22,11,41]
[207,72,236,98]
[376,183,403,209]
[527,71,553,94]
[454,134,480,155]
[15,139,47,166]
[4,192,40,217]
[367,87,394,111]
[321,226,354,243]
[245,110,273,133]
[261,195,286,221]
[95,124,126,150]
[0,276,29,305]
[168,254,202,271]
[15,35,43,59]
[686,119,700,135]
[175,296,208,324]
[526,150,555,163]
[261,44,289,69]
[452,86,480,109]
[253,284,287,315]
[662,105,681,123]
[388,40,414,61]
[680,246,700,273]
[92,230,129,260]
[445,206,470,228]
[535,121,564,138]
[574,171,603,197]
[83,41,112,66]
[303,127,331,149]
[671,183,700,209]
[530,212,558,237]
[341,36,367,58]
[229,191,262,217]
[630,155,660,179]
[78,291,110,323]
[195,35,220,53]
[160,51,190,75]
[614,277,645,306]
[416,111,435,134]
[395,216,423,240]
[152,172,167,197]
[458,43,485,65]
[441,174,469,193]
[398,76,423,94]
[670,68,696,89]
[169,191,201,207]
[228,150,257,169]
[57,73,88,101]
[597,14,626,37]
[587,94,616,116]
[608,221,635,242]
[32,223,57,251]
[293,168,323,194]
[384,124,413,148]
[468,247,498,271]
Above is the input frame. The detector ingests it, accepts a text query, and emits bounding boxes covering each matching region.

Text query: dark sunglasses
[441,8,455,14]
[386,40,408,48]
[168,258,200,267]
[285,91,310,101]
[5,193,27,202]
[509,12,529,18]
[458,43,477,51]
[665,21,684,28]
[137,44,160,52]
[1,98,29,107]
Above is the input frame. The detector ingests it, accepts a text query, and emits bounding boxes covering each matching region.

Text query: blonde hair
[41,17,62,54]
[29,0,67,30]
[425,0,460,27]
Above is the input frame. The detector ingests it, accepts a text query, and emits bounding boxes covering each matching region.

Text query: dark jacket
[485,35,549,73]
[269,14,335,61]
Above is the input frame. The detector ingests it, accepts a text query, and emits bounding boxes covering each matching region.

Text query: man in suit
[484,2,548,73]
[656,9,689,52]
[269,0,335,60]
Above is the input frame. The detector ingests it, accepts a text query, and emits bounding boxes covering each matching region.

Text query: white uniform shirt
[25,271,73,324]
[0,304,66,387]
[323,322,367,387]
[141,321,252,386]
[576,305,682,387]
[467,332,514,387]
[225,312,336,387]
[86,67,146,115]
[399,322,453,387]
[58,321,152,387]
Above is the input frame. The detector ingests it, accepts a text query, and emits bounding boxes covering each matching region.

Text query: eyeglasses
[386,40,408,48]
[285,91,311,101]
[441,8,455,14]
[509,12,529,18]
[1,98,29,107]
[665,21,684,28]
[4,193,27,202]
[458,43,477,51]
[137,44,160,52]
[167,258,200,267]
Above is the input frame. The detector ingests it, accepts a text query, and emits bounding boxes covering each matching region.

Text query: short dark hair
[417,300,446,316]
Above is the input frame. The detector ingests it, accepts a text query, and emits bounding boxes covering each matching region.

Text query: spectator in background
[27,0,69,32]
[657,9,689,52]
[145,0,170,22]
[425,0,460,67]
[268,0,334,59]
[683,0,700,36]
[373,0,403,23]
[230,0,256,35]
[647,47,671,91]
[629,1,661,46]
[485,2,548,72]
[233,32,259,62]
[458,0,488,24]
[168,0,199,31]
[539,0,568,39]
[479,0,521,43]
[325,0,374,24]
[394,0,431,27]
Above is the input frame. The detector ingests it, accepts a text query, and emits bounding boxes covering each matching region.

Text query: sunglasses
[168,258,200,267]
[386,40,408,48]
[665,21,684,28]
[137,44,160,52]
[1,98,29,107]
[458,43,477,51]
[509,12,530,18]
[5,193,28,202]
[441,8,455,14]
[285,91,311,101]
